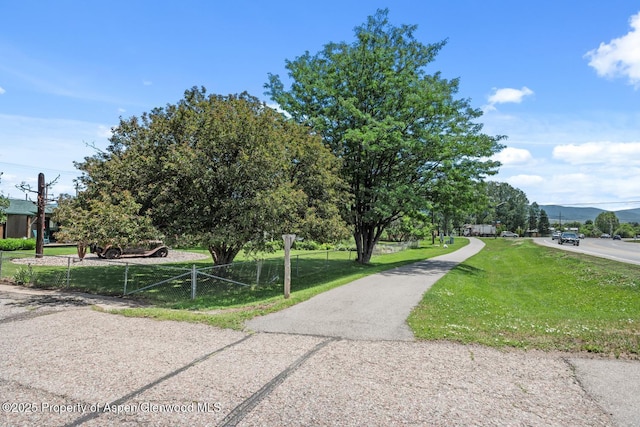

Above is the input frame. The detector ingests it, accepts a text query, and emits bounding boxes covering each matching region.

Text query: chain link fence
[0,242,418,304]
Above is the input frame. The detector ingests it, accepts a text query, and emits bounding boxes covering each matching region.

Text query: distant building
[0,198,57,240]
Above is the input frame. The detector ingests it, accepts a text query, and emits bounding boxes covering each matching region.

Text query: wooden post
[282,234,296,299]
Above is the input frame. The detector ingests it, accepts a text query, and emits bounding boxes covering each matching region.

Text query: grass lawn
[407,238,640,358]
[3,240,465,328]
[9,238,638,358]
[108,240,467,328]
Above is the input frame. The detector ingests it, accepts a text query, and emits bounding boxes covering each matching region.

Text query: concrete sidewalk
[246,238,485,340]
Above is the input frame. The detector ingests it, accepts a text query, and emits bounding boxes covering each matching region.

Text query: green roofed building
[0,198,57,240]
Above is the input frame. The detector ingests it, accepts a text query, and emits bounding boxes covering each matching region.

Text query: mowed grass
[110,241,467,328]
[3,241,466,329]
[408,238,640,358]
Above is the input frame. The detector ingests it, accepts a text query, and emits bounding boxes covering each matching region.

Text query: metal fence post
[123,263,129,295]
[66,257,71,287]
[191,264,197,300]
[256,259,262,286]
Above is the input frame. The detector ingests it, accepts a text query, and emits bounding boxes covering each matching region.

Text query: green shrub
[264,240,284,251]
[0,238,36,251]
[12,265,38,285]
[292,240,321,250]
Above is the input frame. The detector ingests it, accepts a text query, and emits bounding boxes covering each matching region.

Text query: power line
[0,161,79,175]
[547,201,640,206]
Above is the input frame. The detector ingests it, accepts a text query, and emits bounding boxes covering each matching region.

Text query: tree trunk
[208,244,241,265]
[77,243,87,260]
[354,225,380,264]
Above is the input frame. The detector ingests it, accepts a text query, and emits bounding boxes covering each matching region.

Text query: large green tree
[527,202,540,232]
[538,209,551,236]
[595,211,619,236]
[266,9,504,263]
[486,182,529,233]
[75,89,348,264]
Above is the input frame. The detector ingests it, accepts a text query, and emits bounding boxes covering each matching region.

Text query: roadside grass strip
[408,238,640,358]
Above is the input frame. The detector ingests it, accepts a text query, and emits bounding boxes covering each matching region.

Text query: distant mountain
[615,208,640,223]
[539,205,640,224]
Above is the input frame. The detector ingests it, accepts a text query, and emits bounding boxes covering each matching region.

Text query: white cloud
[585,11,640,88]
[553,141,640,165]
[267,103,291,118]
[484,87,534,111]
[0,86,5,94]
[506,174,544,187]
[97,125,113,138]
[492,147,533,165]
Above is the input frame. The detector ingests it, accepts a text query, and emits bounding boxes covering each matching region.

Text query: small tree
[53,191,161,258]
[615,223,635,238]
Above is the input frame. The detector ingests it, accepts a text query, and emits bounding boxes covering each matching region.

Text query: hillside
[539,205,640,223]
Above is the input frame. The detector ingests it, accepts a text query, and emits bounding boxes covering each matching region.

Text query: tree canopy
[73,88,348,264]
[595,211,619,236]
[266,9,504,263]
[53,191,160,249]
[486,182,529,233]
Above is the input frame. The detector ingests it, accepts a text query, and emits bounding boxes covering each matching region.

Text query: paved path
[246,238,485,340]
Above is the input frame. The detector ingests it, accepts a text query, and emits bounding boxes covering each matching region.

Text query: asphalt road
[534,236,640,265]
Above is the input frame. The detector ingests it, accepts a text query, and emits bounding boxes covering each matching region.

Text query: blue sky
[1,1,639,212]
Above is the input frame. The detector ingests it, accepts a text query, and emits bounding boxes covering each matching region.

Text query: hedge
[0,238,37,251]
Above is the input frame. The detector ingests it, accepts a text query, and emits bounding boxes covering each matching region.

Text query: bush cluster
[0,238,37,251]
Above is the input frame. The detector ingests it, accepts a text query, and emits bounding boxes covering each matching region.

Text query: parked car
[501,231,519,238]
[552,231,561,240]
[558,232,580,246]
[89,240,169,259]
[600,233,611,238]
[613,235,622,240]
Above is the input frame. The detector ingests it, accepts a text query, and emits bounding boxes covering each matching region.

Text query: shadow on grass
[8,244,467,309]
[451,263,483,276]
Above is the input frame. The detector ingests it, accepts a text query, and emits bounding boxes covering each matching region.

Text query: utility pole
[36,173,45,258]
[559,211,562,231]
[16,173,58,259]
